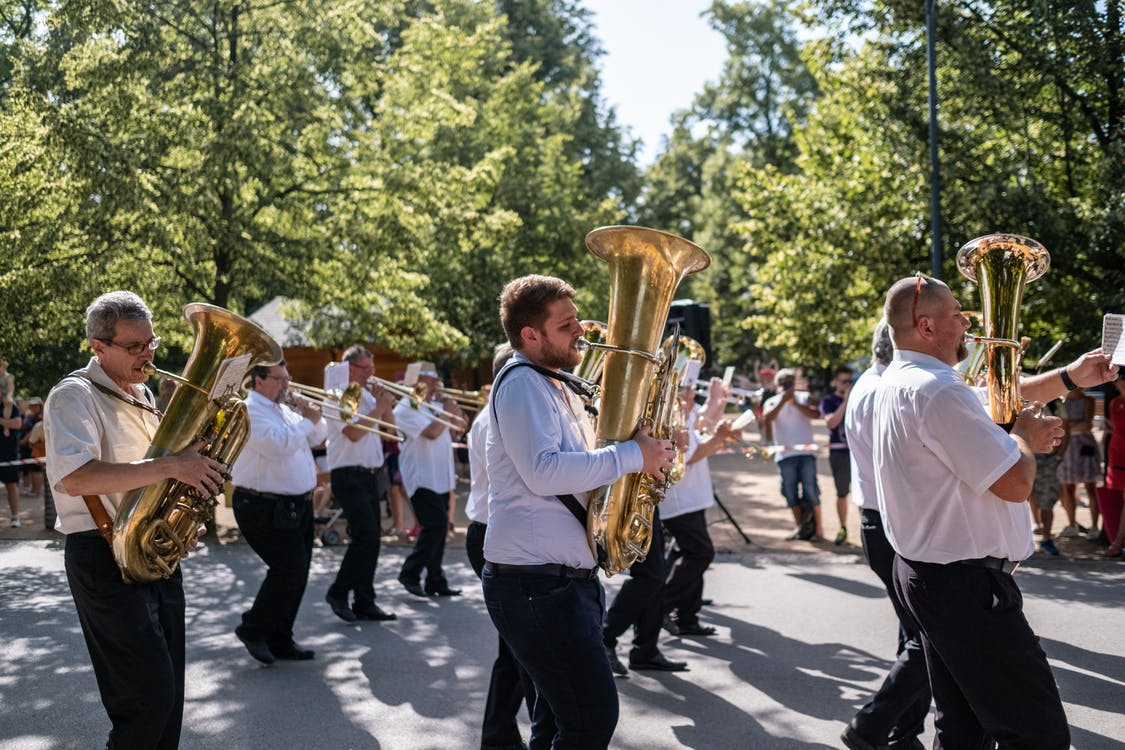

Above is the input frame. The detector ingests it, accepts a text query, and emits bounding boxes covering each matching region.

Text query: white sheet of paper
[403,362,422,387]
[1103,313,1125,365]
[209,354,252,400]
[723,366,734,387]
[323,361,349,394]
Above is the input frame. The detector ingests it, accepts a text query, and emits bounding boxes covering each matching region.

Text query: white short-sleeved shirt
[230,390,327,495]
[872,350,1030,563]
[845,364,885,511]
[660,407,715,520]
[484,354,643,568]
[393,397,456,497]
[44,358,161,534]
[325,387,384,470]
[464,406,491,524]
[761,392,817,462]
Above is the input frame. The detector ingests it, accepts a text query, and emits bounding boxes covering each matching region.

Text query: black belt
[484,561,598,580]
[333,465,381,474]
[235,487,313,503]
[958,556,1020,575]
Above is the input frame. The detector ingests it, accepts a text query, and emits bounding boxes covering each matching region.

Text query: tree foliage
[0,0,637,392]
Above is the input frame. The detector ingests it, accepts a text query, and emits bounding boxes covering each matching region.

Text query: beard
[956,338,969,363]
[539,337,582,369]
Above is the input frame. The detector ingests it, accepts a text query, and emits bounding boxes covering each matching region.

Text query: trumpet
[366,376,465,431]
[286,381,405,442]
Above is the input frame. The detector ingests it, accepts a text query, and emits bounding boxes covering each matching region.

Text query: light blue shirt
[484,352,644,568]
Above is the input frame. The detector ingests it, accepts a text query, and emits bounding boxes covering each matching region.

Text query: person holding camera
[760,367,823,540]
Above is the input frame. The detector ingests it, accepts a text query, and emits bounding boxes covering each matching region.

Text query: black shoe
[425,584,461,597]
[398,574,427,597]
[700,598,713,607]
[888,738,925,749]
[628,653,688,672]
[662,613,681,636]
[604,645,629,677]
[325,592,357,623]
[675,621,717,637]
[271,642,315,661]
[235,629,275,665]
[840,725,889,750]
[353,603,398,621]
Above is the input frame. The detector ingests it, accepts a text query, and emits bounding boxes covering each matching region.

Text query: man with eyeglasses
[870,275,1116,750]
[820,365,854,546]
[44,290,227,749]
[229,361,326,664]
[324,345,399,623]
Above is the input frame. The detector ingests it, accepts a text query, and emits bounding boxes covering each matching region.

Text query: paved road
[2,538,1123,750]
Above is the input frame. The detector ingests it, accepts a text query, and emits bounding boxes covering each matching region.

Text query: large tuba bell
[112,304,282,582]
[584,226,710,575]
[956,234,1050,425]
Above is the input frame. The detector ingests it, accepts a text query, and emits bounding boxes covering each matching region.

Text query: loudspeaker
[666,300,712,366]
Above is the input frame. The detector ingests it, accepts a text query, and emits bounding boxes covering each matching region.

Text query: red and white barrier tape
[0,457,46,467]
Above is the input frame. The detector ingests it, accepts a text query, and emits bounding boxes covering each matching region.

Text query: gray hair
[492,342,515,378]
[872,317,894,366]
[342,345,374,364]
[85,291,152,341]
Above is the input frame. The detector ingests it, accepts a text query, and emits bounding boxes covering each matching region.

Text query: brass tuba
[956,234,1050,424]
[112,304,282,582]
[584,226,710,575]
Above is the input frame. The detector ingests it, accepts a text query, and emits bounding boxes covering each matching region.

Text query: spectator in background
[1,396,21,526]
[1057,386,1101,540]
[155,377,177,413]
[1103,372,1125,557]
[819,366,853,545]
[19,398,45,498]
[0,357,14,404]
[760,367,823,540]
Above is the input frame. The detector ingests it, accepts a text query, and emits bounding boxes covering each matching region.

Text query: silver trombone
[365,376,464,431]
[286,381,405,442]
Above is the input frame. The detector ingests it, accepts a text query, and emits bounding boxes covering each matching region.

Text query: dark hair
[492,342,515,378]
[498,275,576,350]
[250,359,287,387]
[834,365,853,378]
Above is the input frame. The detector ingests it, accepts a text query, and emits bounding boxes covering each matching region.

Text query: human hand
[1012,402,1065,455]
[634,426,676,477]
[1063,349,1118,388]
[294,395,321,422]
[183,524,206,557]
[167,440,227,496]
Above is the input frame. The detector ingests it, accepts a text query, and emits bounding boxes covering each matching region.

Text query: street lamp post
[926,0,943,279]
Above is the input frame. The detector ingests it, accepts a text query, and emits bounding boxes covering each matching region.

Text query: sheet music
[402,362,422,387]
[209,354,252,400]
[722,366,734,388]
[323,362,349,394]
[1103,313,1125,365]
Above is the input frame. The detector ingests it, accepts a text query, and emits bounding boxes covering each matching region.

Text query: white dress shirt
[230,390,326,495]
[44,358,160,534]
[660,407,715,520]
[393,397,456,497]
[761,391,817,462]
[464,406,491,524]
[845,364,885,511]
[325,387,384,470]
[872,350,1030,563]
[484,353,643,568]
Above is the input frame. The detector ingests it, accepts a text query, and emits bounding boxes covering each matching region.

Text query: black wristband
[1059,367,1079,391]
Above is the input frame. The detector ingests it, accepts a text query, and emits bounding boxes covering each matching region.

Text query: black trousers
[893,556,1070,749]
[603,506,665,661]
[232,488,314,649]
[662,508,714,626]
[401,487,450,587]
[851,509,931,744]
[328,466,385,607]
[467,521,539,750]
[65,532,185,750]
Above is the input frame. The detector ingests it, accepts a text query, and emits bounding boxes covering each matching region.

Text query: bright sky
[581,0,728,167]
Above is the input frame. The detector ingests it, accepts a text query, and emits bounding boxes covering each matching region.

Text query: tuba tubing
[956,233,1050,425]
[112,304,282,582]
[584,226,710,575]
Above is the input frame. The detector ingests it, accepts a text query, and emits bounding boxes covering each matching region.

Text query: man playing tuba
[482,275,675,749]
[44,291,227,749]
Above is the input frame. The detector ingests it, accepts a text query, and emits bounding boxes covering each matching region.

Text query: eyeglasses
[911,272,929,328]
[99,336,161,356]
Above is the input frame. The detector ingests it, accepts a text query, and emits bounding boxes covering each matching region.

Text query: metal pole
[926,0,943,280]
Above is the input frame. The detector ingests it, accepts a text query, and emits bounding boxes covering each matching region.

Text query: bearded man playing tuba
[44,291,226,750]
